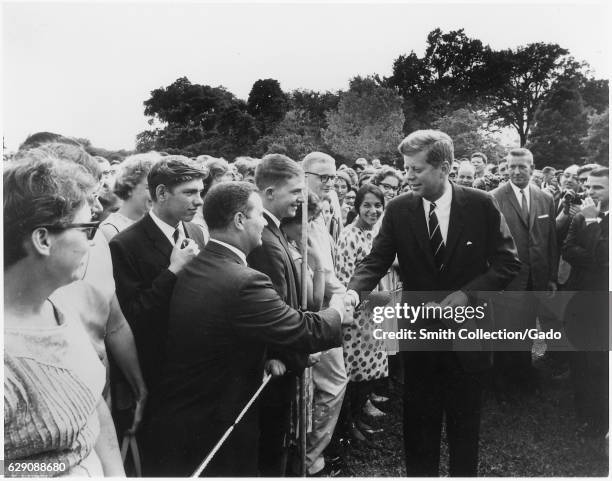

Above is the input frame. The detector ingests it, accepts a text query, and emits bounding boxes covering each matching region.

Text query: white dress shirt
[263,209,281,229]
[208,238,247,266]
[509,181,531,212]
[149,210,185,246]
[422,181,452,244]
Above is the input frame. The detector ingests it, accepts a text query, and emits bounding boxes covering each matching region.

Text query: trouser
[402,351,483,477]
[304,347,348,474]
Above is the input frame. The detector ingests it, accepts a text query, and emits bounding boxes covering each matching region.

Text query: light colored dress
[100,211,134,242]
[4,301,106,477]
[335,224,388,382]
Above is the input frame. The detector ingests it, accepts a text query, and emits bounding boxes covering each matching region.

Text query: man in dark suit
[490,148,558,395]
[562,167,609,438]
[145,182,345,477]
[246,154,305,475]
[109,156,206,394]
[345,130,521,476]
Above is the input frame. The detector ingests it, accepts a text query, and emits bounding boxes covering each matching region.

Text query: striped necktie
[428,202,445,271]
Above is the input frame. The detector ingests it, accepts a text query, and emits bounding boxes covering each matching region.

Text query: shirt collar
[422,180,452,211]
[509,181,530,197]
[208,238,247,266]
[263,209,281,229]
[149,210,182,244]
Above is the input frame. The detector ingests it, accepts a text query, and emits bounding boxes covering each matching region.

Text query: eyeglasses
[379,182,400,192]
[305,172,337,184]
[35,222,100,241]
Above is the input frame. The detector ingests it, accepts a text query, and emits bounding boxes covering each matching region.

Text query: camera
[562,190,586,205]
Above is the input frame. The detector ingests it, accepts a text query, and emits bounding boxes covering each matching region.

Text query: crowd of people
[3,129,608,477]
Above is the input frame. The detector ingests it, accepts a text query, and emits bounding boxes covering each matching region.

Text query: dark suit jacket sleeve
[109,237,178,333]
[562,213,594,267]
[463,195,521,292]
[230,270,342,353]
[347,202,398,299]
[546,194,559,282]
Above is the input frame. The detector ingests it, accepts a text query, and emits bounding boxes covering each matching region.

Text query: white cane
[190,372,272,477]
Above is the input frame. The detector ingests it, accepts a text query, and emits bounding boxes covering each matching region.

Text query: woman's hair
[113,155,157,200]
[354,184,385,213]
[335,170,352,190]
[4,151,97,268]
[371,165,403,186]
[281,192,322,226]
[201,157,231,197]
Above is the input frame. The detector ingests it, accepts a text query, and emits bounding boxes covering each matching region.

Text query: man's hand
[329,293,357,327]
[264,359,286,378]
[580,196,599,219]
[307,352,322,366]
[168,238,200,274]
[344,289,359,310]
[127,388,148,435]
[439,290,469,309]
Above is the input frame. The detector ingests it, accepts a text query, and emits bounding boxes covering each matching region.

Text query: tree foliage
[322,76,405,163]
[582,108,609,166]
[247,79,288,135]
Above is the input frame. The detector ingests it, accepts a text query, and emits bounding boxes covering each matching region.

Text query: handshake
[328,290,393,327]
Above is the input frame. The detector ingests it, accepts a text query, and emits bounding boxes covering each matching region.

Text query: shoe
[356,419,384,434]
[363,399,386,418]
[370,393,390,403]
[309,462,343,477]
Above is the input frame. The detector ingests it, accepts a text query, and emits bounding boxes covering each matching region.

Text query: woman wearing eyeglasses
[4,153,124,476]
[371,166,403,204]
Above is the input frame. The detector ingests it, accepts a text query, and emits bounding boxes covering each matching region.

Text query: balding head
[303,152,337,198]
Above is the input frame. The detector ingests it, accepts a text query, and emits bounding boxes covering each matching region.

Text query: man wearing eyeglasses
[301,151,349,476]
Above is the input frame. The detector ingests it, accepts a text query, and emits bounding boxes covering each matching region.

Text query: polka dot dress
[335,224,388,382]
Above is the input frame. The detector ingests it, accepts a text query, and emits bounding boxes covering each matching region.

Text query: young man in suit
[562,167,609,438]
[490,148,558,396]
[246,153,305,475]
[109,156,206,404]
[145,182,345,477]
[345,130,521,476]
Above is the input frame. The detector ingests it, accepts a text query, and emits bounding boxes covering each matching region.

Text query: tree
[431,108,506,161]
[246,79,288,135]
[482,43,569,146]
[582,108,609,166]
[322,76,405,163]
[137,77,261,158]
[527,82,589,169]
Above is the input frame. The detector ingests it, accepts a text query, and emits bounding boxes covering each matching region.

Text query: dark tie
[172,227,180,244]
[520,189,529,224]
[428,202,445,271]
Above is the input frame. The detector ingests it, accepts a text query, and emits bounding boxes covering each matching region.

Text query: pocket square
[538,214,549,219]
[466,241,473,246]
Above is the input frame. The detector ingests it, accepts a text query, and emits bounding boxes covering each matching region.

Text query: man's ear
[234,211,246,231]
[264,186,275,201]
[440,161,451,176]
[30,228,52,257]
[156,184,168,201]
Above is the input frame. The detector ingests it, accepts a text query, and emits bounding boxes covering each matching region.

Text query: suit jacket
[490,182,558,290]
[347,184,521,371]
[109,213,205,390]
[146,241,342,476]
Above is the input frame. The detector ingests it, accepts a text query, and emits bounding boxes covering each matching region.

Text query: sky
[3,1,610,152]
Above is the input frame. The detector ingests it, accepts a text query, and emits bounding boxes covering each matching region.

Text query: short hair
[343,167,358,187]
[113,155,157,200]
[15,142,102,180]
[147,156,206,201]
[354,184,385,213]
[4,153,97,267]
[507,148,534,166]
[458,161,476,175]
[542,166,556,175]
[371,165,402,186]
[588,167,609,179]
[302,152,335,171]
[203,181,256,230]
[255,154,302,190]
[471,152,487,163]
[398,130,454,168]
[281,192,322,226]
[201,157,230,197]
[577,163,601,177]
[18,131,82,151]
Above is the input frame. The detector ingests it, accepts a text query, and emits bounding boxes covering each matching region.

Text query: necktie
[428,202,445,271]
[172,227,180,245]
[520,189,529,224]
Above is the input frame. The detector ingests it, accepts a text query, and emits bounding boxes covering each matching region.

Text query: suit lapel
[528,188,538,230]
[263,213,300,299]
[142,213,173,260]
[443,184,466,267]
[407,195,436,271]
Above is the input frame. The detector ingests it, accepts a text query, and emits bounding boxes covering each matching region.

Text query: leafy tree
[527,82,589,169]
[431,108,506,161]
[247,79,288,135]
[482,43,569,146]
[582,108,609,166]
[322,76,405,163]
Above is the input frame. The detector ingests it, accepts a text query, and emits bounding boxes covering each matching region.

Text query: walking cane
[298,176,310,477]
[190,373,272,477]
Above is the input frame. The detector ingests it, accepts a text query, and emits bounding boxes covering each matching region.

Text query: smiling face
[267,175,304,220]
[378,175,400,202]
[358,192,384,228]
[560,166,579,192]
[404,150,448,201]
[306,160,336,198]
